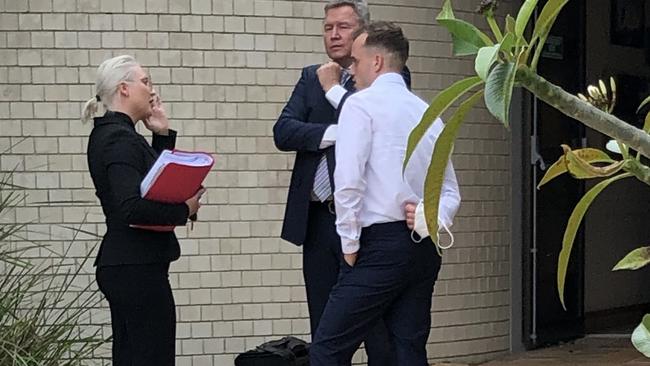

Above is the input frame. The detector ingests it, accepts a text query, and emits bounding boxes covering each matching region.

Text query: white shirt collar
[370,72,406,88]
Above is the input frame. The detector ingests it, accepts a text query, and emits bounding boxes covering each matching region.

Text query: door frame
[510,87,528,353]
[509,0,537,351]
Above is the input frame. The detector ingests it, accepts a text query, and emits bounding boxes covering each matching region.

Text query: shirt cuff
[325,84,347,109]
[341,237,360,254]
[319,125,337,149]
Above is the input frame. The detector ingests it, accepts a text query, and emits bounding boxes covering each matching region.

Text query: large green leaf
[613,247,650,271]
[515,0,538,38]
[563,145,625,179]
[505,15,516,34]
[532,0,570,43]
[632,314,650,357]
[485,61,518,127]
[438,0,454,19]
[423,90,484,238]
[537,147,615,188]
[557,173,631,310]
[439,20,494,56]
[437,0,493,56]
[404,76,483,172]
[475,44,501,81]
[500,33,516,54]
[530,0,570,69]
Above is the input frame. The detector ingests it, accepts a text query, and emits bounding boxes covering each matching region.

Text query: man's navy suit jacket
[273,65,411,246]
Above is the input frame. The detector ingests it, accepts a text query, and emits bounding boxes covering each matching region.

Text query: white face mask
[411,201,455,253]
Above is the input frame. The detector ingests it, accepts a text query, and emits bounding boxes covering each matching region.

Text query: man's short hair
[354,21,409,69]
[324,0,370,26]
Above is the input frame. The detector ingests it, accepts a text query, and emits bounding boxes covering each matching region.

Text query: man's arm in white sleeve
[334,96,372,254]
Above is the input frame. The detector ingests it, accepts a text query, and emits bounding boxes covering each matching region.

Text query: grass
[0,172,109,365]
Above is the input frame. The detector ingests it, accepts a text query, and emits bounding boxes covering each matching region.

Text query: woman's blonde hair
[81,55,140,124]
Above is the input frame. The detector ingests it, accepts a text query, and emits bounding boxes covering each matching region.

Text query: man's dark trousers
[304,201,395,365]
[309,221,442,366]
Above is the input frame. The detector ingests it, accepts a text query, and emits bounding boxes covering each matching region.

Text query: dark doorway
[581,0,650,336]
[522,0,587,349]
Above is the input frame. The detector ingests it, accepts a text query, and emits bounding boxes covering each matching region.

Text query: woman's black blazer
[87,111,189,267]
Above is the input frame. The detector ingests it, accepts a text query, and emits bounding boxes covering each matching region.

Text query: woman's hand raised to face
[143,93,170,135]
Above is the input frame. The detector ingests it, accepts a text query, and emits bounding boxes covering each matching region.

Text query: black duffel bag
[234,336,310,366]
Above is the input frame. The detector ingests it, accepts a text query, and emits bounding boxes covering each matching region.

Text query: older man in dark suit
[273,1,413,365]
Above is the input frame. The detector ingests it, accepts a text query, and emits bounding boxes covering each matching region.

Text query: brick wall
[0,0,513,364]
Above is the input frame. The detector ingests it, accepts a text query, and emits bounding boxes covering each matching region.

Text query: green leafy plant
[405,0,650,355]
[0,173,108,365]
[538,79,650,311]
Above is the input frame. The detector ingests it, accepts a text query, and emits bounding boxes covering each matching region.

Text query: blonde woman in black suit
[83,55,204,366]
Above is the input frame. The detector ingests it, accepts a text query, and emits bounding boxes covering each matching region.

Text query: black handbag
[234,336,310,366]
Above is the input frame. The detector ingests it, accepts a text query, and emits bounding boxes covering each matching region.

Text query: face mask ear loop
[410,229,424,243]
[434,221,454,255]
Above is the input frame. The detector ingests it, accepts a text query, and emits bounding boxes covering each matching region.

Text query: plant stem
[530,35,546,72]
[517,66,650,159]
[615,140,630,160]
[486,13,503,42]
[624,159,650,186]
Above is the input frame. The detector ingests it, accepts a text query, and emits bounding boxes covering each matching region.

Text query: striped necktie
[313,155,331,202]
[340,69,351,86]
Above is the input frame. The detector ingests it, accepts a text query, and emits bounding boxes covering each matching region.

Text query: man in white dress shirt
[309,21,461,366]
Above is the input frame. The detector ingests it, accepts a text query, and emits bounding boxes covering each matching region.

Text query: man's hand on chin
[344,253,358,267]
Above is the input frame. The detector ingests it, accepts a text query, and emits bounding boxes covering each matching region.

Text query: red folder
[131,149,214,232]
